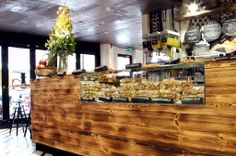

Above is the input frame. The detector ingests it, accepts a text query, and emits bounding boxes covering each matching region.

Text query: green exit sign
[126,47,132,53]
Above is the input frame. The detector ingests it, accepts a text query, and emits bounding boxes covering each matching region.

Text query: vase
[47,52,57,67]
[57,52,68,73]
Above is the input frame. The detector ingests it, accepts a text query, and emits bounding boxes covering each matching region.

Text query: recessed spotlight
[78,21,84,24]
[99,21,105,25]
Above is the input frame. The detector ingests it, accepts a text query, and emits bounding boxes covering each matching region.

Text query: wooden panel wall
[31,61,236,156]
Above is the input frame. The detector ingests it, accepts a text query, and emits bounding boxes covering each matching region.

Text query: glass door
[36,49,48,66]
[8,47,30,118]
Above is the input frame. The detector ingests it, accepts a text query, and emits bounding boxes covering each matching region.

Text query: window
[8,47,31,118]
[36,49,48,78]
[36,50,76,74]
[0,46,2,120]
[36,49,48,66]
[80,54,95,70]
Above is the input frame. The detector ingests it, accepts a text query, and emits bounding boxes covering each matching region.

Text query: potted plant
[45,5,76,73]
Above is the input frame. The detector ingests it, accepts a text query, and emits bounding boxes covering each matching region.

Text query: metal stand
[9,100,27,136]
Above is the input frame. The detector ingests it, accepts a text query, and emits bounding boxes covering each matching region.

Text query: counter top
[31,60,236,156]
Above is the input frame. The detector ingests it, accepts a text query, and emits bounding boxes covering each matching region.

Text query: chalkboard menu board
[185,26,201,44]
[222,18,236,37]
[203,20,222,42]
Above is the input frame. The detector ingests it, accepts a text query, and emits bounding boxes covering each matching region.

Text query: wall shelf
[175,4,236,22]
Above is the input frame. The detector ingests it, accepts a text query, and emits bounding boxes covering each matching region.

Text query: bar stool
[24,110,31,137]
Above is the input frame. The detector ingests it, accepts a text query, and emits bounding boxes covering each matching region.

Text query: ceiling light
[116,34,130,44]
[188,3,199,14]
[87,27,95,33]
[10,5,28,13]
[106,7,111,12]
[77,21,85,24]
[104,31,108,34]
[114,20,127,30]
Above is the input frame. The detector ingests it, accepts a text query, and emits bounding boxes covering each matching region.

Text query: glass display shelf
[80,62,205,105]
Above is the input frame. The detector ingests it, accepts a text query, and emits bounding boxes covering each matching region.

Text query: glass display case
[80,62,205,105]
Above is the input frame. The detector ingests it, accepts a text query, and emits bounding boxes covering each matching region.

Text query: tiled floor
[0,128,52,156]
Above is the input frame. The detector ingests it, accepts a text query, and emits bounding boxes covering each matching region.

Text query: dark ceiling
[0,0,182,49]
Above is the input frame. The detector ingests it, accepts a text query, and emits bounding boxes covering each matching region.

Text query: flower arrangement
[45,5,76,72]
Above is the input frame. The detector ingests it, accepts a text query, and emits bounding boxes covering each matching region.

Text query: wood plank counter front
[31,60,236,156]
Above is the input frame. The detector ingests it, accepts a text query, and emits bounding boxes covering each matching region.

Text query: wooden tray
[35,69,56,77]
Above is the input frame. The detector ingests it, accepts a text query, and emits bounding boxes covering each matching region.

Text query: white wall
[100,44,144,70]
[100,44,114,68]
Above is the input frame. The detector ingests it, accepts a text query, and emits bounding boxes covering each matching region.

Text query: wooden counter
[31,60,236,156]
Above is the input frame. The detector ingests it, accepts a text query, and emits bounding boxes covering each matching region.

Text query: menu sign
[222,18,236,37]
[203,20,222,42]
[185,26,201,44]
